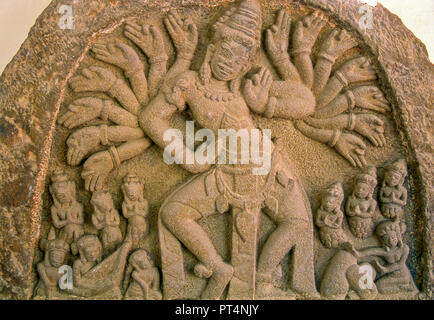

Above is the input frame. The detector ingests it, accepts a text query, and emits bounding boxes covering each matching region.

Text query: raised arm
[317,57,377,109]
[265,10,301,82]
[163,11,198,80]
[124,22,169,98]
[291,12,327,88]
[313,29,357,97]
[92,43,149,106]
[243,68,315,119]
[69,66,141,116]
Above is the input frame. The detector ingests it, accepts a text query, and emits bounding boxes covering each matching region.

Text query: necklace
[194,78,236,102]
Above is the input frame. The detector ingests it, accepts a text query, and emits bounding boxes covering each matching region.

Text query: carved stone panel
[0,0,432,300]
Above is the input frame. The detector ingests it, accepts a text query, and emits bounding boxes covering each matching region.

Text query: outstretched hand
[124,22,167,62]
[352,85,391,114]
[164,10,198,59]
[67,126,102,166]
[320,29,358,60]
[338,57,377,83]
[292,12,327,54]
[335,132,367,168]
[82,151,113,191]
[354,113,386,147]
[58,97,104,129]
[69,66,117,93]
[92,42,143,74]
[266,9,291,63]
[243,67,273,113]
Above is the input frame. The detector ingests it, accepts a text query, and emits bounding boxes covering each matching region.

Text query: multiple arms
[261,9,390,168]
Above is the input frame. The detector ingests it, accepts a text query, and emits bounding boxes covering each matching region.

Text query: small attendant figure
[379,159,408,220]
[91,191,123,253]
[121,173,149,247]
[123,250,162,300]
[315,182,346,248]
[346,166,378,239]
[36,228,70,299]
[49,170,84,246]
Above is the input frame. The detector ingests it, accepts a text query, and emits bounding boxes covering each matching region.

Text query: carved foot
[194,263,213,279]
[200,261,233,300]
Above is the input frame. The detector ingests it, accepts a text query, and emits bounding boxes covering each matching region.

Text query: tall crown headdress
[213,0,262,50]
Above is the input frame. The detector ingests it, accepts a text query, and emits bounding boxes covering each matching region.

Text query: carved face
[131,251,151,270]
[322,190,342,211]
[380,231,399,248]
[123,182,143,201]
[384,170,402,187]
[49,249,66,268]
[354,182,371,198]
[82,240,102,263]
[52,181,74,204]
[91,193,113,212]
[210,40,250,81]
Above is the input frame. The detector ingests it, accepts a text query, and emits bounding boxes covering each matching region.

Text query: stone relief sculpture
[123,249,162,300]
[49,170,84,246]
[121,173,149,248]
[91,191,123,254]
[320,220,419,299]
[315,182,346,248]
[35,228,70,299]
[379,159,408,220]
[345,166,378,239]
[31,0,423,300]
[67,234,132,299]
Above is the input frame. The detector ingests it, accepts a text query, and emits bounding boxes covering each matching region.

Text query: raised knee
[160,202,197,230]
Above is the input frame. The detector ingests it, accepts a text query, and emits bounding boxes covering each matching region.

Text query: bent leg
[159,172,233,299]
[258,171,318,298]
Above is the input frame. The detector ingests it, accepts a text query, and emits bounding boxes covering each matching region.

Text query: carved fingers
[243,67,273,113]
[124,21,167,62]
[67,126,103,166]
[266,10,291,62]
[338,56,377,83]
[82,151,113,191]
[292,12,327,54]
[92,42,143,73]
[58,97,104,129]
[164,10,198,59]
[320,29,358,61]
[69,66,117,93]
[352,85,391,114]
[354,113,386,147]
[335,133,367,168]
